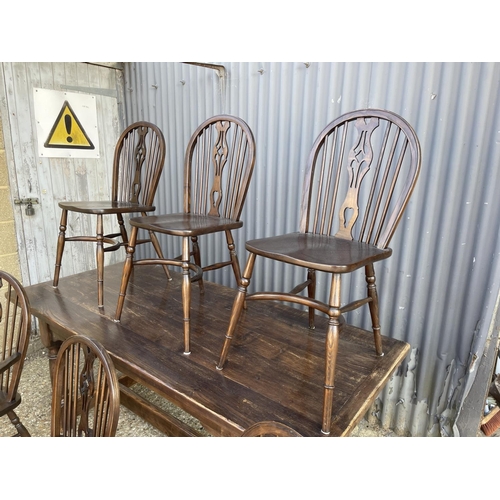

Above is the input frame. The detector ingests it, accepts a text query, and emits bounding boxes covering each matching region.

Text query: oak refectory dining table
[25,262,410,436]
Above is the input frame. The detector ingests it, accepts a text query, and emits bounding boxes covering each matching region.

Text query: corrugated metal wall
[122,62,500,436]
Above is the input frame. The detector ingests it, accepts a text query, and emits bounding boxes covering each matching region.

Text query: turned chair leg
[181,237,192,355]
[53,209,68,288]
[225,230,247,310]
[149,230,172,281]
[322,318,340,435]
[117,213,128,243]
[217,252,256,369]
[8,410,31,437]
[191,236,204,294]
[96,214,105,308]
[365,263,384,357]
[114,226,138,322]
[307,268,316,330]
[321,273,342,435]
[225,230,242,286]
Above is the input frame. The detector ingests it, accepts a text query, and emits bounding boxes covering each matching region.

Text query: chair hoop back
[184,115,256,221]
[300,109,421,248]
[51,335,120,437]
[112,121,166,206]
[0,271,31,403]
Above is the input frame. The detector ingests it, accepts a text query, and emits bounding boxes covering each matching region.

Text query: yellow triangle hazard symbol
[44,101,95,149]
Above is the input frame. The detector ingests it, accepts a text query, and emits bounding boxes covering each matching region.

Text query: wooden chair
[53,121,170,308]
[217,109,421,435]
[51,335,120,437]
[114,115,256,355]
[241,421,302,436]
[0,271,32,437]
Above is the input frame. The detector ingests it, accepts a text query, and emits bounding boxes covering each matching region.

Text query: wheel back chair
[241,420,302,436]
[114,115,256,355]
[51,335,120,437]
[53,121,170,308]
[217,109,421,435]
[0,270,32,437]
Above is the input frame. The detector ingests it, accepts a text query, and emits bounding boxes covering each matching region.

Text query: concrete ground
[1,348,396,438]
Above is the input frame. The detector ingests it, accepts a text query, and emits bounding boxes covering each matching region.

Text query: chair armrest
[0,352,21,374]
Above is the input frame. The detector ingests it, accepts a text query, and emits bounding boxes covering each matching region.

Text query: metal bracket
[14,198,39,216]
[182,62,227,114]
[14,197,39,205]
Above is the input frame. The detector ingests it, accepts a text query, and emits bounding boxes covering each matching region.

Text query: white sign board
[33,88,100,158]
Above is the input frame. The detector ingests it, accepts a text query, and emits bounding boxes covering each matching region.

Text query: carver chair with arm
[114,115,256,355]
[53,121,170,308]
[51,335,120,437]
[217,109,421,435]
[0,270,32,437]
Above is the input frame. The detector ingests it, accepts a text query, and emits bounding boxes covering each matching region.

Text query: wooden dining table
[25,262,410,436]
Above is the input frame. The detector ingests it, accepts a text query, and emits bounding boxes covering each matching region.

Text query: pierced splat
[130,127,149,203]
[52,336,120,437]
[208,121,230,216]
[335,117,379,240]
[77,348,97,436]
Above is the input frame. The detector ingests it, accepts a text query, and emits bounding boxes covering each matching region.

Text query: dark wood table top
[26,263,409,436]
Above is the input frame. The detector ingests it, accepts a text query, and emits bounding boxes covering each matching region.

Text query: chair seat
[246,232,392,273]
[58,200,155,215]
[129,213,243,237]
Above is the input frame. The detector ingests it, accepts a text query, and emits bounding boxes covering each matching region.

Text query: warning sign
[33,88,99,158]
[44,101,95,149]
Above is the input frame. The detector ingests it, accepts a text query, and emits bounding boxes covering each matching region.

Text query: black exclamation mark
[65,114,73,143]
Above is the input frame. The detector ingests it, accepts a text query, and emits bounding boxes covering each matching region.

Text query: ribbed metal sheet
[122,62,500,436]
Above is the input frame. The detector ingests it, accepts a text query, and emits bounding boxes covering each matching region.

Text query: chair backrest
[112,121,166,206]
[51,335,120,437]
[0,271,31,404]
[184,115,256,221]
[241,420,302,437]
[300,109,421,249]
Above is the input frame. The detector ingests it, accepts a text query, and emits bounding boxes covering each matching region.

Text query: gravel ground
[1,348,394,438]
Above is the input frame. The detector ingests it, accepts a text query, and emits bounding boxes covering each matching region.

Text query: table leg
[38,320,62,384]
